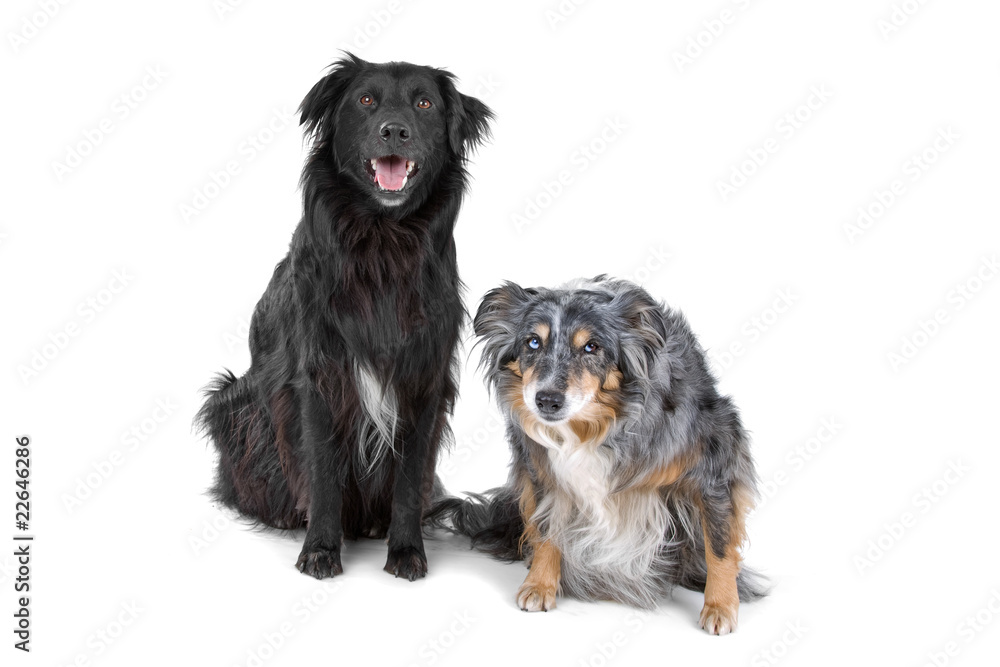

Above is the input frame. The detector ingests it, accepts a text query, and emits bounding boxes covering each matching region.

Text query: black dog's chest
[325,234,460,365]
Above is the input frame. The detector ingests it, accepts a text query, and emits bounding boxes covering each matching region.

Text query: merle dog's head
[299,53,493,211]
[474,277,668,441]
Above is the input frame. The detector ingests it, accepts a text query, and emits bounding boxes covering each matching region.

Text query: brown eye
[417,98,432,109]
[360,94,374,106]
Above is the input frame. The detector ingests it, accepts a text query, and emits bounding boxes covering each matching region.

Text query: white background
[2,1,999,665]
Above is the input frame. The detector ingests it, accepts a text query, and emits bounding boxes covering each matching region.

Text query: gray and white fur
[429,276,768,633]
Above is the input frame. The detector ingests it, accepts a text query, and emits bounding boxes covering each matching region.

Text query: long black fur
[426,488,523,561]
[196,54,493,581]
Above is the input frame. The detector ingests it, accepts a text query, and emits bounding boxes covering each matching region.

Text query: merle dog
[197,54,493,580]
[431,278,767,633]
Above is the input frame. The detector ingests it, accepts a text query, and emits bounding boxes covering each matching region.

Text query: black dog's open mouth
[365,156,419,192]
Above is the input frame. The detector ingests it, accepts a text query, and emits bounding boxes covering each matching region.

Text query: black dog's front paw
[384,545,427,581]
[296,546,344,580]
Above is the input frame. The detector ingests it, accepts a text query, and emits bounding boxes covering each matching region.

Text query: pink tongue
[375,156,407,191]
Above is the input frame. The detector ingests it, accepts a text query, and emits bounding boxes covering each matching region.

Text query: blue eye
[584,341,599,353]
[527,336,541,350]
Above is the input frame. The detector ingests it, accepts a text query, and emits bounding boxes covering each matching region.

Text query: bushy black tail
[194,370,305,529]
[426,487,525,561]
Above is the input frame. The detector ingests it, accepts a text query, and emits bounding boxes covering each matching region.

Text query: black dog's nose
[379,122,410,146]
[535,391,564,415]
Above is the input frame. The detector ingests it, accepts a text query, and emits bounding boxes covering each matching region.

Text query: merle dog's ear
[474,282,534,378]
[438,72,494,156]
[299,53,365,142]
[610,282,668,388]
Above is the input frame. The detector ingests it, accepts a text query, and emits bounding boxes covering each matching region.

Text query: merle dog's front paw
[384,545,427,581]
[295,546,343,579]
[699,602,739,635]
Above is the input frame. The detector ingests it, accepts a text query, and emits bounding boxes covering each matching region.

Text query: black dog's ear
[610,282,668,389]
[438,72,494,156]
[299,53,366,142]
[474,282,535,379]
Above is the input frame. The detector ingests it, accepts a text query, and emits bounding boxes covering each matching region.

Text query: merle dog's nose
[379,121,410,147]
[535,391,564,415]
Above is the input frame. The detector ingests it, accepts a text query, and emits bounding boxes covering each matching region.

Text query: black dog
[196,54,493,581]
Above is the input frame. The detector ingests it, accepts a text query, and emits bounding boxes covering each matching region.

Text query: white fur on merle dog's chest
[527,424,672,608]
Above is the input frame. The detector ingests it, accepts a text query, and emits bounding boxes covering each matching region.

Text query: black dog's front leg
[384,395,443,581]
[295,384,345,579]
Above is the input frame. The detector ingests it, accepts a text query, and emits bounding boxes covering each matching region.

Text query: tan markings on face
[572,328,592,350]
[568,368,601,397]
[535,323,550,345]
[564,369,621,448]
[505,359,522,377]
[602,367,623,391]
[521,366,535,391]
[504,369,526,409]
[520,365,546,425]
[505,366,545,441]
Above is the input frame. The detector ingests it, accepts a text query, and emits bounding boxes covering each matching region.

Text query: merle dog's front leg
[295,384,345,579]
[384,394,443,581]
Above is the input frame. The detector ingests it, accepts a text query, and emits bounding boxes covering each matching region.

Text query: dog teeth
[400,176,408,189]
[406,160,414,175]
[370,158,377,169]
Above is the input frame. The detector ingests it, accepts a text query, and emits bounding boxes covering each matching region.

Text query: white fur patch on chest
[534,424,614,522]
[353,363,398,473]
[527,423,672,607]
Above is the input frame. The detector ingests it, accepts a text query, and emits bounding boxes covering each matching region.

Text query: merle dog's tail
[195,370,306,529]
[426,487,525,561]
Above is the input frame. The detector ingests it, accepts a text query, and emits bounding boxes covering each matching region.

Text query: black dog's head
[299,53,493,211]
[474,277,668,430]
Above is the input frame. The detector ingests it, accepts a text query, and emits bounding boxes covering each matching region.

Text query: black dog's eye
[584,341,599,354]
[360,94,374,106]
[417,98,432,109]
[527,336,541,350]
